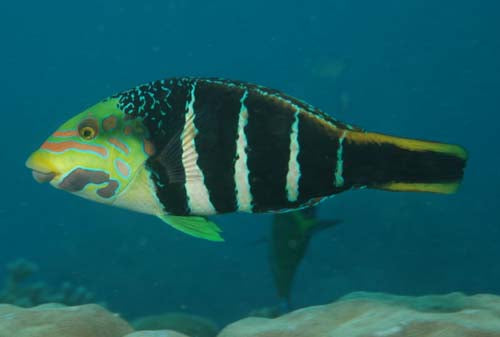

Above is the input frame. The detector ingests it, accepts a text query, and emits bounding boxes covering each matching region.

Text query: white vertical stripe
[182,82,216,215]
[335,131,347,187]
[234,90,253,212]
[286,106,301,202]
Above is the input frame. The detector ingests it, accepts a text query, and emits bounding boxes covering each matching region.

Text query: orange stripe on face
[53,130,78,137]
[108,137,130,154]
[41,141,108,157]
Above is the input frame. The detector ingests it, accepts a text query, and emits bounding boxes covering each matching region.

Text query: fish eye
[78,118,99,140]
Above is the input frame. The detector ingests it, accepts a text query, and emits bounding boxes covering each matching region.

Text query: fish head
[25,98,154,204]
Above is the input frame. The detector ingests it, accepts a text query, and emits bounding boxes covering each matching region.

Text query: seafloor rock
[341,291,500,313]
[132,312,219,337]
[0,303,133,337]
[247,306,282,318]
[219,292,500,337]
[124,331,190,337]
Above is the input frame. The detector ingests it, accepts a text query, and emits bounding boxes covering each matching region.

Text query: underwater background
[1,0,498,326]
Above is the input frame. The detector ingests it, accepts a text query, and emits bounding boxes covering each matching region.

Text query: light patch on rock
[374,325,402,336]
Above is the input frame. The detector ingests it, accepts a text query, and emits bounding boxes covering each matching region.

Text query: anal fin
[158,215,224,242]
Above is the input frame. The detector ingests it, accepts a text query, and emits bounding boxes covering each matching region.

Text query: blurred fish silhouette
[270,208,341,310]
[308,57,349,81]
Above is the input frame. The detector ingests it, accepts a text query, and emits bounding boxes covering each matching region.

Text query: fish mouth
[26,151,59,184]
[31,170,56,183]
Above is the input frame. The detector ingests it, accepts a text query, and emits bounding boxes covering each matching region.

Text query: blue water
[1,0,498,325]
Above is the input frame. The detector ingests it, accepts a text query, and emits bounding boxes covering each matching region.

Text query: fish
[270,208,341,310]
[25,77,468,241]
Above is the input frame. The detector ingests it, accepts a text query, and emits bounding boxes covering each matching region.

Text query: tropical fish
[25,78,468,241]
[270,208,340,310]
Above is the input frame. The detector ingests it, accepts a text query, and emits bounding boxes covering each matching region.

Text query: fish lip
[31,170,57,183]
[26,150,59,183]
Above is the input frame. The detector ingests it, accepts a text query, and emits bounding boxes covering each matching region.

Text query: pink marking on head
[123,125,133,136]
[143,139,156,156]
[115,158,130,178]
[41,141,108,157]
[108,138,130,154]
[102,116,118,132]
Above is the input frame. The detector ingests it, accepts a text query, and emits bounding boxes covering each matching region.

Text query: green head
[25,98,155,205]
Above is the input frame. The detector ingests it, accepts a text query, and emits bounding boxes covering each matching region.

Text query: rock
[247,306,282,319]
[218,292,500,337]
[0,303,133,337]
[341,291,500,313]
[132,313,219,337]
[125,331,190,337]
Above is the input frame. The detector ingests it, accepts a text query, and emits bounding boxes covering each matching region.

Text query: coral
[132,313,219,337]
[2,290,500,336]
[219,292,500,337]
[0,303,132,337]
[0,258,95,307]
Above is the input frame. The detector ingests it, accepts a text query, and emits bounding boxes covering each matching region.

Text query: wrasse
[26,78,468,241]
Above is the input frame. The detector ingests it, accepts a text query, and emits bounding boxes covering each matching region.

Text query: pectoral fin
[158,215,224,242]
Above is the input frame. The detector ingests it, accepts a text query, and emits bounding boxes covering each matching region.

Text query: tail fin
[342,131,468,194]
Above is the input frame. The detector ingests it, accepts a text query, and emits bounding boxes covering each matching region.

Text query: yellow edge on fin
[375,181,461,194]
[345,131,468,160]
